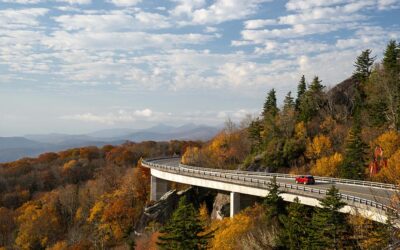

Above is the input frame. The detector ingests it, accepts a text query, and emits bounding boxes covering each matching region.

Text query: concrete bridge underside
[150,168,391,224]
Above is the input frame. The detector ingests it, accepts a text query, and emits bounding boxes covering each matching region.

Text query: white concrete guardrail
[142,157,398,215]
[142,156,398,190]
[179,163,398,190]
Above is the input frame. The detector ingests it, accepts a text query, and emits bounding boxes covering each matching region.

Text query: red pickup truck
[295,175,315,185]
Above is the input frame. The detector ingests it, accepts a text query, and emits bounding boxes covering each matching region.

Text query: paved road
[151,158,397,207]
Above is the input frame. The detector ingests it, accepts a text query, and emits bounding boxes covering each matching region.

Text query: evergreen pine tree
[310,186,350,250]
[296,75,307,110]
[264,177,286,222]
[248,118,263,151]
[283,91,295,112]
[298,76,325,122]
[341,93,367,179]
[368,99,388,127]
[353,49,375,82]
[279,197,311,249]
[309,76,324,93]
[157,197,213,250]
[383,40,400,75]
[382,40,400,130]
[263,89,279,117]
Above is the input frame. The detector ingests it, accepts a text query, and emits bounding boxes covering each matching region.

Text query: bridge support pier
[151,176,169,201]
[230,192,262,218]
[230,192,241,217]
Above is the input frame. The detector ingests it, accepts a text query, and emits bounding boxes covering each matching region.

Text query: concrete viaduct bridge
[142,157,398,224]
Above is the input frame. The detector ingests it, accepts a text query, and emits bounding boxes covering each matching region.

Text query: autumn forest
[1,40,400,249]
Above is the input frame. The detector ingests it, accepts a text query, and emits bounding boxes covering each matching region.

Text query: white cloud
[378,0,400,9]
[134,108,152,117]
[61,108,258,126]
[0,0,42,3]
[0,8,48,29]
[192,0,269,25]
[170,0,206,17]
[244,19,277,29]
[108,0,141,7]
[61,108,153,124]
[171,0,271,26]
[135,11,171,29]
[43,31,215,51]
[204,26,218,33]
[54,12,135,31]
[57,0,91,4]
[285,0,348,11]
[253,40,331,56]
[53,10,171,31]
[56,6,82,12]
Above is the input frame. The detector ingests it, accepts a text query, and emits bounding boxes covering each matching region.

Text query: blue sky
[0,0,399,136]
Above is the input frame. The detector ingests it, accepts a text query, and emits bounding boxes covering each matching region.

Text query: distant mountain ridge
[0,123,220,163]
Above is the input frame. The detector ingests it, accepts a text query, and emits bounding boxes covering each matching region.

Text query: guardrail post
[151,176,169,201]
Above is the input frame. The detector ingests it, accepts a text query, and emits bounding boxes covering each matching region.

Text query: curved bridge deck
[142,157,398,224]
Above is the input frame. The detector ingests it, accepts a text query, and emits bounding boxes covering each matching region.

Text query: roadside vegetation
[0,40,399,249]
[183,40,400,185]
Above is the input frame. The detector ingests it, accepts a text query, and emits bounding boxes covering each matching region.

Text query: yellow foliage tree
[295,121,307,139]
[375,149,400,184]
[198,202,210,227]
[311,153,343,177]
[181,146,200,165]
[348,214,392,249]
[373,130,400,158]
[305,134,332,160]
[15,196,62,250]
[88,188,139,247]
[47,241,68,250]
[209,213,252,250]
[62,159,78,172]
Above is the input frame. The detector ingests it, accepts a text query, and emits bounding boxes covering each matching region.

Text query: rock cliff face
[135,187,216,233]
[245,153,269,172]
[325,76,359,122]
[211,192,230,220]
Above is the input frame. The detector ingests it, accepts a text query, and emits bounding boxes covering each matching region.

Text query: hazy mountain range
[0,123,220,163]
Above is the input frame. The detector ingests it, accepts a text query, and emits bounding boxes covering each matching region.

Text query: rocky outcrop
[245,153,269,172]
[135,187,216,233]
[211,192,230,220]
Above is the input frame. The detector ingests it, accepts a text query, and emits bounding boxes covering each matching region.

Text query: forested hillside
[1,41,400,250]
[183,40,400,185]
[0,140,200,249]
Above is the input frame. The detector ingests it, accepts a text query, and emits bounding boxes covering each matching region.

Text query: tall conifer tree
[341,93,367,179]
[279,197,311,249]
[283,91,295,112]
[309,76,324,93]
[296,75,307,110]
[353,49,375,82]
[298,76,325,122]
[264,177,286,223]
[310,186,350,249]
[157,197,213,250]
[263,89,279,117]
[383,40,400,75]
[382,40,400,129]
